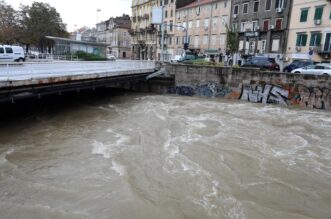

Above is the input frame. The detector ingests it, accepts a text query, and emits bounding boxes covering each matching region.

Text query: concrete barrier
[166,64,331,111]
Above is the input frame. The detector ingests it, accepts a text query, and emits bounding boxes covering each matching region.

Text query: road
[0,60,155,81]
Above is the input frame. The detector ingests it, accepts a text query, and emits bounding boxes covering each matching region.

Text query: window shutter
[314,7,324,20]
[316,33,322,46]
[302,34,307,46]
[300,9,308,22]
[309,34,315,46]
[296,35,300,46]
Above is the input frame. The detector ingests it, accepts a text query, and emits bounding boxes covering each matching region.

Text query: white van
[0,45,25,62]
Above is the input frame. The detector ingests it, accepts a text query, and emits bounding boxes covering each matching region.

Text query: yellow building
[131,0,158,60]
[286,0,331,63]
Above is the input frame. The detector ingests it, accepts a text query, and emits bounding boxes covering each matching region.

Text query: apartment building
[230,0,292,67]
[156,0,177,60]
[174,0,231,58]
[95,15,132,58]
[131,0,158,60]
[286,0,331,63]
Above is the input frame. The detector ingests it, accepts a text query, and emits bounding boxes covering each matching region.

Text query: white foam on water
[111,160,126,176]
[0,149,15,165]
[91,140,111,159]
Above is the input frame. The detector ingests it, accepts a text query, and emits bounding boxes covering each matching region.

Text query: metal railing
[0,60,155,82]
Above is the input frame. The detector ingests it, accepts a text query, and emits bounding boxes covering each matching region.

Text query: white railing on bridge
[0,60,155,81]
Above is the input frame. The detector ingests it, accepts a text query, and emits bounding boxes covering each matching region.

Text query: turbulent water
[0,92,330,219]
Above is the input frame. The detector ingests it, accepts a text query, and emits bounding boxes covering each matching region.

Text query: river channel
[0,91,330,219]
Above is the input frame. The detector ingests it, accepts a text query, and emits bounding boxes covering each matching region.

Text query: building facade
[174,0,231,59]
[156,0,177,61]
[230,0,292,68]
[131,0,158,60]
[96,15,132,58]
[286,0,331,63]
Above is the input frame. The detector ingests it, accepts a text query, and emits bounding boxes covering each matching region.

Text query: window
[212,17,218,26]
[5,47,13,54]
[275,0,285,9]
[170,21,173,32]
[203,35,209,45]
[176,36,180,45]
[204,19,209,28]
[240,22,247,32]
[310,32,322,46]
[222,16,228,25]
[196,7,201,15]
[253,1,259,13]
[211,35,217,45]
[233,5,239,15]
[194,36,199,47]
[252,20,259,31]
[232,23,238,32]
[243,3,249,14]
[296,33,308,46]
[265,0,271,11]
[196,19,200,28]
[300,8,309,22]
[169,37,172,45]
[263,19,269,31]
[189,21,192,29]
[314,7,324,20]
[220,34,226,46]
[271,39,280,51]
[171,10,173,17]
[165,10,168,18]
[275,18,282,30]
[177,23,181,30]
[0,47,4,54]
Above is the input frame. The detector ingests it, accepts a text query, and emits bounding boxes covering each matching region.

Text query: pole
[161,0,165,61]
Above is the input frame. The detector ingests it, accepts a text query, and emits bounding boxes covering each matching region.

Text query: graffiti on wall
[297,86,331,110]
[240,84,289,105]
[169,83,232,98]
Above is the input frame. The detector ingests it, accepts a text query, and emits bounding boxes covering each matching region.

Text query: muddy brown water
[0,92,330,219]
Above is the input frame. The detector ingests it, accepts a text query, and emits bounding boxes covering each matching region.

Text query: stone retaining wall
[166,64,331,110]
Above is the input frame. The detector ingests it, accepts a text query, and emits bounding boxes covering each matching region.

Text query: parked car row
[238,57,330,76]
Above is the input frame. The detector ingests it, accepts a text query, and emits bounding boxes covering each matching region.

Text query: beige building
[286,0,331,63]
[174,0,231,59]
[131,0,158,60]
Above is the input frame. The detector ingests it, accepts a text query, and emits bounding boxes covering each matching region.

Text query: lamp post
[96,9,101,24]
[160,0,165,62]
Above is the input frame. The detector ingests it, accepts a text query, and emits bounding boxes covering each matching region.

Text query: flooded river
[0,92,330,219]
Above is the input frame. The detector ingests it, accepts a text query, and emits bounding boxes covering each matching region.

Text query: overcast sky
[9,0,132,31]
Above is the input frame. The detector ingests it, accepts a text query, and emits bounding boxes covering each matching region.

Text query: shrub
[75,51,107,61]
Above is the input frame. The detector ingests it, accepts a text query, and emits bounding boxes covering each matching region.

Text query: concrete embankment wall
[166,64,331,111]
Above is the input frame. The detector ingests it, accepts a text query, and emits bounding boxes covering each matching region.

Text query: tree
[225,24,238,66]
[19,2,69,52]
[0,0,20,44]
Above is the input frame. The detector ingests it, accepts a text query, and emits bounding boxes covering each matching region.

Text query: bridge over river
[0,60,156,103]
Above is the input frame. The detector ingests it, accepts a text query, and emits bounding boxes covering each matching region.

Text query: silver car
[291,64,331,76]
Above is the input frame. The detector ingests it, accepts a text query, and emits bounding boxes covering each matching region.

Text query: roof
[177,0,218,10]
[45,36,109,46]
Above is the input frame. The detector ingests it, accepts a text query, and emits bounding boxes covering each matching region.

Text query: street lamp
[96,9,101,24]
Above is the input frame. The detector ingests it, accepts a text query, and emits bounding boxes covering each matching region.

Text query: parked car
[172,53,199,63]
[291,64,331,76]
[0,45,25,62]
[107,54,116,61]
[283,60,314,72]
[241,57,280,71]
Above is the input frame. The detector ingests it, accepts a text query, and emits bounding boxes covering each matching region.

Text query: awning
[205,49,220,55]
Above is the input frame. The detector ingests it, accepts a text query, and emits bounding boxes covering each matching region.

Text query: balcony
[316,44,331,55]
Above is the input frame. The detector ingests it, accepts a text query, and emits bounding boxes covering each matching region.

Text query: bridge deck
[0,61,156,103]
[0,60,155,88]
